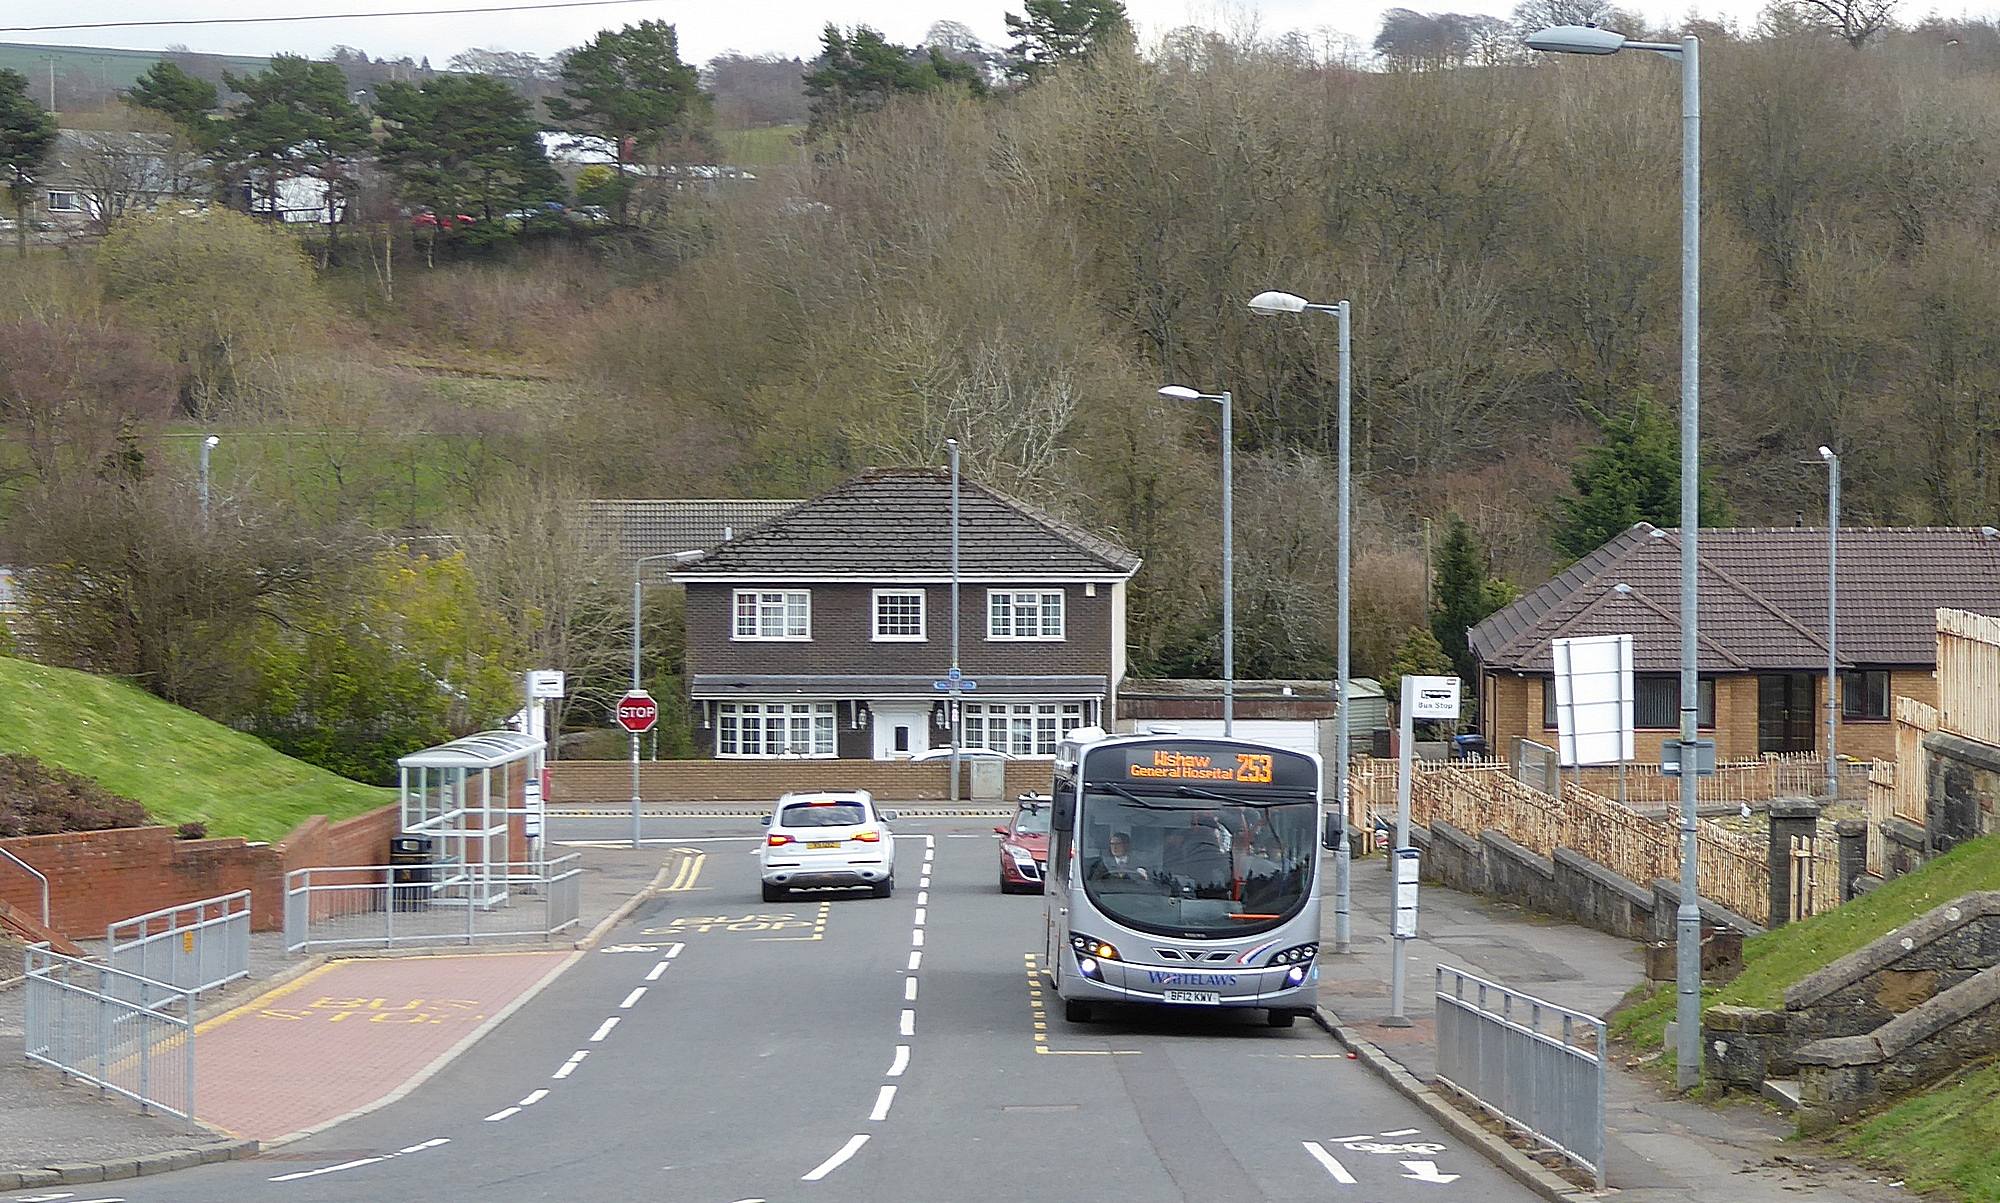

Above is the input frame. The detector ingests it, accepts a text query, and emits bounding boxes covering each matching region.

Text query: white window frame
[962,701,1085,757]
[45,190,80,213]
[986,589,1066,641]
[715,701,837,758]
[731,589,810,641]
[871,588,927,642]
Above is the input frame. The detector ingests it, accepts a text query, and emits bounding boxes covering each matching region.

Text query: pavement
[4,813,1550,1203]
[0,839,666,1174]
[1319,851,1913,1203]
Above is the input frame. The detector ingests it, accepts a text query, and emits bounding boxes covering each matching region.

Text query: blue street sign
[932,679,978,692]
[946,666,963,681]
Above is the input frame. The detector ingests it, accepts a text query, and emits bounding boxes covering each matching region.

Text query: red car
[997,794,1052,893]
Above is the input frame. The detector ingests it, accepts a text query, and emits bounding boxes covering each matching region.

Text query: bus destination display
[1097,741,1315,790]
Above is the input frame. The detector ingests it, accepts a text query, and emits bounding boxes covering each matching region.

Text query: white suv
[760,791,897,901]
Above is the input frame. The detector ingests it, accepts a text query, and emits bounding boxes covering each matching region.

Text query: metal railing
[24,943,195,1122]
[106,891,251,1007]
[1,845,49,926]
[284,855,583,952]
[1434,966,1606,1189]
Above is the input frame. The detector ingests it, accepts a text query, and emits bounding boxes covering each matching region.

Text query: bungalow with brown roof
[1468,524,2000,765]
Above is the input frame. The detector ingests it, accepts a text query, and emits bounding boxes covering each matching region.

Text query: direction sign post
[1386,674,1461,1027]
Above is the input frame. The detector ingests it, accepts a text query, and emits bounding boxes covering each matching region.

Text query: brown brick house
[670,469,1141,760]
[1469,525,2000,764]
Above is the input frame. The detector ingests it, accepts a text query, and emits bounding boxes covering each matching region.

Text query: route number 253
[1235,753,1274,784]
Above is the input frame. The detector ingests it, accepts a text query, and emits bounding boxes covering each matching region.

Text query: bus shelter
[397,730,545,905]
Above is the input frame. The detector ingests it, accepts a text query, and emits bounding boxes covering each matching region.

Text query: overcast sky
[3,0,1975,66]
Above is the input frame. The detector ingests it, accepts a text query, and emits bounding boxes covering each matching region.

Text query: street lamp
[630,550,700,849]
[199,435,220,519]
[1245,289,1353,954]
[1529,22,1704,1090]
[1159,385,1235,736]
[1819,446,1839,804]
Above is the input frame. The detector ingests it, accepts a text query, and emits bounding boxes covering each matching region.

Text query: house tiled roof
[580,499,803,578]
[671,469,1141,580]
[1470,524,2000,673]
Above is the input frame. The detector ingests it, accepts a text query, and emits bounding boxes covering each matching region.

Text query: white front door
[872,704,932,760]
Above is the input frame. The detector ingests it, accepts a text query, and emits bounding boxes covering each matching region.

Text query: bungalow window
[1843,670,1890,720]
[45,190,79,212]
[1544,675,1714,729]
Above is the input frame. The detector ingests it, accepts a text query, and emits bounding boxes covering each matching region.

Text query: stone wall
[1705,891,2000,1090]
[1926,732,2000,854]
[1797,962,2000,1132]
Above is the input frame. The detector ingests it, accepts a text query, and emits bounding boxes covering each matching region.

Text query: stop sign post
[616,690,659,734]
[616,690,659,850]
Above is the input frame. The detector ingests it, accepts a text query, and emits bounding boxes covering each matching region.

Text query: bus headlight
[1286,965,1308,985]
[1078,956,1100,978]
[1267,943,1318,966]
[1070,933,1120,962]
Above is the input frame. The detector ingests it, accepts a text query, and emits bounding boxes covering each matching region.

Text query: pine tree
[126,61,220,148]
[803,25,987,140]
[1004,0,1132,79]
[1430,514,1517,687]
[220,55,369,232]
[1552,392,1730,561]
[0,68,56,258]
[375,75,562,229]
[548,20,711,223]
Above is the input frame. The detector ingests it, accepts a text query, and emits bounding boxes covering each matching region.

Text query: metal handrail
[1,845,50,926]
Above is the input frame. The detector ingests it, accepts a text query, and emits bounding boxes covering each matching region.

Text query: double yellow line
[661,851,707,892]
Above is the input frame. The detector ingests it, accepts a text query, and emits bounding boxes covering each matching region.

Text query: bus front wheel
[1063,998,1093,1024]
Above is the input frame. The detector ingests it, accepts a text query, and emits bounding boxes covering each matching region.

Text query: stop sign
[615,690,659,734]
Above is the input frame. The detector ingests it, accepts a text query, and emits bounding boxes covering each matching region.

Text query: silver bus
[1042,730,1322,1028]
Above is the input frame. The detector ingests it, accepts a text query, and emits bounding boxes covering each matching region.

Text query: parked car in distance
[759,791,897,902]
[997,793,1051,893]
[412,210,476,231]
[909,747,1014,763]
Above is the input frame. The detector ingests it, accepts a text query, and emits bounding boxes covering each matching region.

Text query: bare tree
[1785,0,1899,46]
[59,126,205,233]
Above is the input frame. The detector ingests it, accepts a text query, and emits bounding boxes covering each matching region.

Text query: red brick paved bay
[195,951,571,1142]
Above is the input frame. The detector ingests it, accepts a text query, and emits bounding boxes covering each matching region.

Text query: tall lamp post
[631,552,687,849]
[199,435,220,519]
[1527,23,1704,1089]
[947,439,963,804]
[1819,446,1839,803]
[1245,290,1352,953]
[1159,386,1235,735]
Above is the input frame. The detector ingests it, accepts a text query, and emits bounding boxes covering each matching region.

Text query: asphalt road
[15,816,1545,1203]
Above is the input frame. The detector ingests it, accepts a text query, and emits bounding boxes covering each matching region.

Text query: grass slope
[1837,1059,2000,1201]
[0,656,392,843]
[1613,832,2000,1049]
[717,124,804,167]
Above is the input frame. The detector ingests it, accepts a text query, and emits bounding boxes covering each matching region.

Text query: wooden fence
[1563,752,1842,806]
[1938,608,2000,745]
[1406,765,1791,925]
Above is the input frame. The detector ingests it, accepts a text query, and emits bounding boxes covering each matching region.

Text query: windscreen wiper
[1095,781,1186,810]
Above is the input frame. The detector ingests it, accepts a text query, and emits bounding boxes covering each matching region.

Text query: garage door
[1131,720,1322,758]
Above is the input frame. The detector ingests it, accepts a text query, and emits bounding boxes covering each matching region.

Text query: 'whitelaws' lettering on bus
[1127,750,1275,783]
[1144,971,1241,986]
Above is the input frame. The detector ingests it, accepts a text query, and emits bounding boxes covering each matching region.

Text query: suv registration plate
[1163,989,1221,1005]
[807,841,840,850]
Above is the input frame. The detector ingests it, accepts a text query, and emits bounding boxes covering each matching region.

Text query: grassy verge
[0,656,392,843]
[1613,832,2000,1050]
[718,124,804,167]
[1836,1060,2000,1201]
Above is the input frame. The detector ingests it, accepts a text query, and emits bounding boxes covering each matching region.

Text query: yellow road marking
[195,961,341,1036]
[757,900,832,942]
[661,852,707,892]
[1023,953,1140,1056]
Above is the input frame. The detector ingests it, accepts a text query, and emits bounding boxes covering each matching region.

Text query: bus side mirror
[760,815,771,826]
[879,810,897,822]
[1322,813,1344,851]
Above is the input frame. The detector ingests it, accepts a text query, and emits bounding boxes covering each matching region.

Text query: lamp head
[1157,386,1202,401]
[1246,290,1310,316]
[1818,445,1835,461]
[203,435,220,448]
[1525,24,1629,54]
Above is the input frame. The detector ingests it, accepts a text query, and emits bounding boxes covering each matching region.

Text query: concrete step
[1761,1077,1801,1113]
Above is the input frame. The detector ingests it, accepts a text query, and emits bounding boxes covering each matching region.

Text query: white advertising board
[1551,634,1635,767]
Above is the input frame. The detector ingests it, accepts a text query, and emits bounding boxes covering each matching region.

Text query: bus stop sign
[615,691,659,734]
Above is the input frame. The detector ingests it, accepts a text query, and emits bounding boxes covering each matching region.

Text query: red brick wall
[0,802,404,941]
[549,759,1055,803]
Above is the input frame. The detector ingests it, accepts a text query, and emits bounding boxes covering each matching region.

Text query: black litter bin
[389,834,436,911]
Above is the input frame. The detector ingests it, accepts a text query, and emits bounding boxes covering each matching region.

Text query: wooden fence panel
[1938,608,2000,746]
